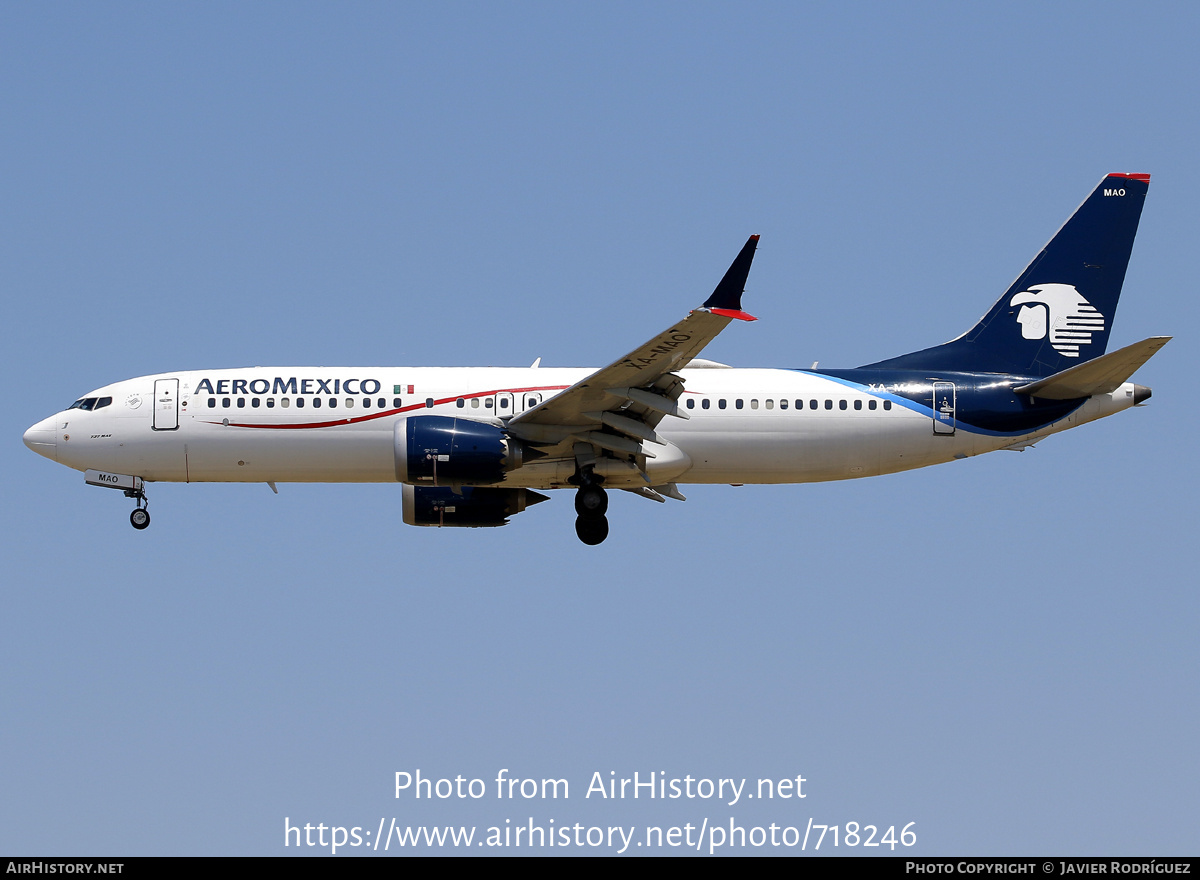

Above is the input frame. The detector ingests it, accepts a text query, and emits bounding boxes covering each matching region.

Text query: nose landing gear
[570,466,608,545]
[126,486,150,530]
[84,470,153,530]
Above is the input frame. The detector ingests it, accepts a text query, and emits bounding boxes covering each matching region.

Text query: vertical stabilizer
[863,174,1149,376]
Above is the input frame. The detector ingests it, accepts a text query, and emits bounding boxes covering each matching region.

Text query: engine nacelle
[401,485,549,527]
[394,416,524,486]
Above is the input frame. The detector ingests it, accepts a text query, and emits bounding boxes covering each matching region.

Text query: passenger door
[153,378,179,430]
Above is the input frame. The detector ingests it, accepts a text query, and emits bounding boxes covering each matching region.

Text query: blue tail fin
[862,173,1150,376]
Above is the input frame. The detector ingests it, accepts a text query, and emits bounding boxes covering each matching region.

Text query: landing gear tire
[574,484,608,517]
[130,508,151,530]
[575,514,609,545]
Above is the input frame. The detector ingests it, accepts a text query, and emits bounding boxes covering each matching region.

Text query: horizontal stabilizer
[1014,336,1170,399]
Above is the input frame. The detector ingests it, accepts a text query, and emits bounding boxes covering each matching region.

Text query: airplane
[23,173,1169,545]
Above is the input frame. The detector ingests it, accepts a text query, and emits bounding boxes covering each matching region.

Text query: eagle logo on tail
[1010,284,1104,358]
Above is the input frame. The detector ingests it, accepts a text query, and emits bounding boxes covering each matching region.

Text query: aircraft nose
[23,415,58,461]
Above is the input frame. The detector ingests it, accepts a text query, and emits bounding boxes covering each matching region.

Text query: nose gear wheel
[125,485,150,530]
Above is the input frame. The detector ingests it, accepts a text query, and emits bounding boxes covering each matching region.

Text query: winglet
[701,235,759,320]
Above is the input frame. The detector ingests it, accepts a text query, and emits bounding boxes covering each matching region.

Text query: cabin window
[718,399,727,409]
[825,400,833,410]
[456,398,465,408]
[237,398,246,408]
[378,398,386,409]
[869,400,877,410]
[686,398,695,409]
[751,399,760,410]
[267,398,275,408]
[312,398,322,408]
[485,398,494,408]
[702,399,710,410]
[884,400,892,410]
[208,398,216,408]
[499,397,509,410]
[295,398,304,408]
[780,399,788,410]
[363,398,371,408]
[345,398,353,408]
[393,398,402,408]
[839,400,847,410]
[251,398,260,408]
[854,399,862,410]
[809,399,818,410]
[526,397,537,409]
[765,399,773,409]
[222,398,231,408]
[471,398,480,408]
[735,399,743,409]
[328,398,338,409]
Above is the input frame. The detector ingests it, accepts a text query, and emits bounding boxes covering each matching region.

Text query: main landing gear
[571,468,609,545]
[126,486,150,530]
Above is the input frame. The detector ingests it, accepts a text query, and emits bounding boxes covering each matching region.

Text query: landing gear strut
[126,486,150,530]
[570,466,608,545]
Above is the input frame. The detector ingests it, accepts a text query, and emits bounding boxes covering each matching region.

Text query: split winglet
[701,234,759,321]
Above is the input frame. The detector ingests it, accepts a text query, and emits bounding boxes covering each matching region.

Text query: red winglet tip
[750,234,760,242]
[1107,172,1151,182]
[709,308,757,322]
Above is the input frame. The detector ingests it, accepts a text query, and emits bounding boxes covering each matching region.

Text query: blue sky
[3,2,1197,855]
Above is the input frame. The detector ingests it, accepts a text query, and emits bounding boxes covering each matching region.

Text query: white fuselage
[24,366,1139,490]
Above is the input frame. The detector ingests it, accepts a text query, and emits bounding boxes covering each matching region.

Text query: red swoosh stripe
[200,385,571,430]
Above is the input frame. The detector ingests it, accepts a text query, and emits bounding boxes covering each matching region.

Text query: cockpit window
[68,396,114,411]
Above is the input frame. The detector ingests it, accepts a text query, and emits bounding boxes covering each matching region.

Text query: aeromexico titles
[24,173,1169,544]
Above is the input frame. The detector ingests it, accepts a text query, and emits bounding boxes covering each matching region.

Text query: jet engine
[393,415,526,485]
[401,485,548,527]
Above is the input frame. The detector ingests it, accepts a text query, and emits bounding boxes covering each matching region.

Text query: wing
[506,235,759,472]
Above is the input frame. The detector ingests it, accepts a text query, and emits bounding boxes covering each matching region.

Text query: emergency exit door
[153,378,179,430]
